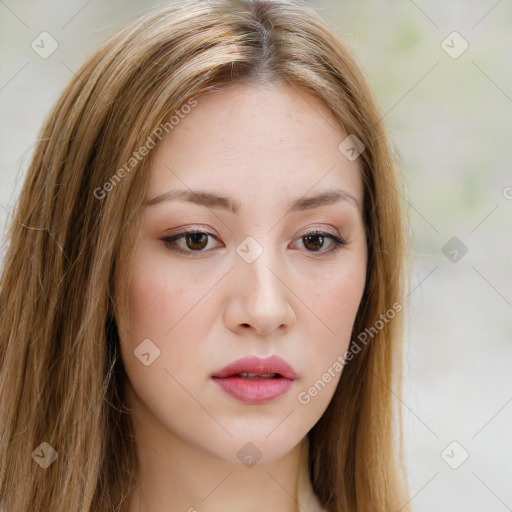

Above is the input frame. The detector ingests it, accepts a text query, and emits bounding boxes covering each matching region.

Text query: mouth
[211,356,297,404]
[211,355,297,380]
[229,372,283,379]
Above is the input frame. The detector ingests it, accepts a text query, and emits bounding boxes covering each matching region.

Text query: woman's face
[114,83,367,463]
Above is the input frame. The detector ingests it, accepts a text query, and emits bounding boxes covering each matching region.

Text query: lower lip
[212,376,295,404]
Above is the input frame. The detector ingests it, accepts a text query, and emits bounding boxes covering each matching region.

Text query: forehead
[146,83,364,213]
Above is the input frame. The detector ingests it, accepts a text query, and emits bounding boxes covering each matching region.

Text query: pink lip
[211,356,297,404]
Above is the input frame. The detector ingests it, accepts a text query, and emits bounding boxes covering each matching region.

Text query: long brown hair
[0,1,411,510]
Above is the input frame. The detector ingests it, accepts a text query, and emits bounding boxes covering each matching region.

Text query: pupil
[187,233,208,250]
[304,234,323,251]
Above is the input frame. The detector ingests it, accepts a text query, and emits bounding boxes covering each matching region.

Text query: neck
[125,382,310,512]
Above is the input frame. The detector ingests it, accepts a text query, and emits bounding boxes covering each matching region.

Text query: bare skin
[114,82,368,512]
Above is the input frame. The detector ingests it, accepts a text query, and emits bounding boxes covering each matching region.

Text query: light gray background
[1,1,511,510]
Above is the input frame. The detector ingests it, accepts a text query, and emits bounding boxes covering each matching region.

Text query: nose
[224,239,296,337]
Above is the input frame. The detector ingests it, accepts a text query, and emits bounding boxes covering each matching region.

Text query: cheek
[116,250,212,424]
[297,257,366,343]
[120,247,204,346]
[115,248,195,380]
[293,261,366,409]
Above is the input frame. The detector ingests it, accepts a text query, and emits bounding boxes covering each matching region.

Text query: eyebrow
[143,188,360,213]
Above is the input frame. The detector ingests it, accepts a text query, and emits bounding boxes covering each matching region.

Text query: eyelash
[161,228,348,257]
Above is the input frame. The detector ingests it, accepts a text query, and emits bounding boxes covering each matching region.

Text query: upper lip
[211,355,297,380]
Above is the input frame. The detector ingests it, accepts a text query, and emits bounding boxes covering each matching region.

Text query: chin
[199,429,305,466]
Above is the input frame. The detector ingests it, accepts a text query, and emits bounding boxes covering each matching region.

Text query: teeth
[237,372,279,379]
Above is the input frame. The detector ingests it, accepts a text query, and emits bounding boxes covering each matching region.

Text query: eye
[292,230,348,254]
[162,229,222,255]
[161,227,349,257]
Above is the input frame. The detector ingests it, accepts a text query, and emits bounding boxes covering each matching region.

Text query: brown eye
[293,230,348,255]
[302,233,325,251]
[162,228,347,257]
[162,230,221,255]
[185,232,209,250]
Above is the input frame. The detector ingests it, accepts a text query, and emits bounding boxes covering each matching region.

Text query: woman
[0,0,411,510]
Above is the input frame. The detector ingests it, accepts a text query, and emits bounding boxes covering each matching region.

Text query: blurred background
[0,0,511,510]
